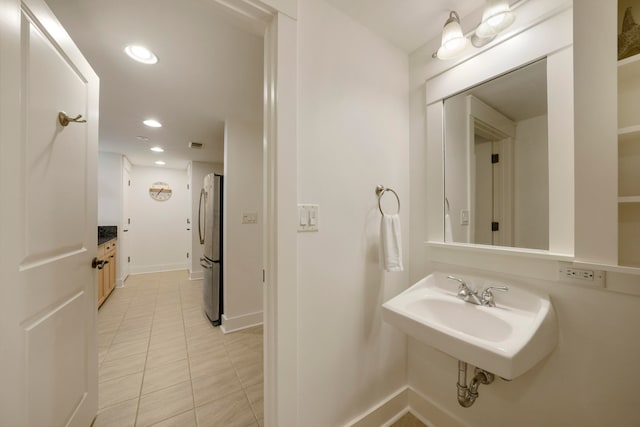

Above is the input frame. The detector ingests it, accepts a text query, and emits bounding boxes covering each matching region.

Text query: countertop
[98,225,117,246]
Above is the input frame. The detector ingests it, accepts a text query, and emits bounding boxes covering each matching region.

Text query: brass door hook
[58,111,87,127]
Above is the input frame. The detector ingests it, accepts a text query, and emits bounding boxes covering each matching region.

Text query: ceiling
[44,0,500,169]
[46,0,264,169]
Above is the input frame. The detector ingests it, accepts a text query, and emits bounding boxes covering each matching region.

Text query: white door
[0,0,100,425]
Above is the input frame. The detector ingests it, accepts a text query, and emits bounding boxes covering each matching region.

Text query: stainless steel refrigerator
[198,173,223,326]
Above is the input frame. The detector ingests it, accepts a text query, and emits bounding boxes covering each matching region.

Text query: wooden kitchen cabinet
[98,239,117,307]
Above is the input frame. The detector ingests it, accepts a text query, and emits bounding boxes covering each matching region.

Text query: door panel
[25,292,88,426]
[24,14,87,266]
[0,1,99,425]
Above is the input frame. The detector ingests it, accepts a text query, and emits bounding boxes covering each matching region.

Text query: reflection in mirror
[444,59,549,250]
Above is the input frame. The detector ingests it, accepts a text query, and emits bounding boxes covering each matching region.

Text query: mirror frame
[425,7,574,257]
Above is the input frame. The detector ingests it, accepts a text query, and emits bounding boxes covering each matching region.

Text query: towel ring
[376,185,400,215]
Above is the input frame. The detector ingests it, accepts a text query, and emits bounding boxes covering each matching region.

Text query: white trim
[189,271,204,280]
[209,2,298,426]
[345,387,409,427]
[408,387,470,427]
[128,264,188,275]
[220,311,263,333]
[426,7,575,263]
[425,242,567,282]
[342,386,469,427]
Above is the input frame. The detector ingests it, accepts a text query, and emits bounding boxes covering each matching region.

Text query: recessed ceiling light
[155,161,166,166]
[136,135,150,142]
[143,119,162,128]
[124,44,158,64]
[150,146,164,153]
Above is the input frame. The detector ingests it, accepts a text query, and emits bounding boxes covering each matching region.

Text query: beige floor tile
[99,372,143,410]
[93,398,138,427]
[145,345,188,370]
[96,271,262,427]
[189,350,233,380]
[195,390,257,427]
[233,357,263,388]
[136,380,194,427]
[111,327,151,345]
[150,326,185,341]
[148,334,186,353]
[105,338,149,362]
[187,336,226,358]
[141,358,190,395]
[244,383,264,421]
[191,365,243,407]
[99,351,147,383]
[147,410,196,427]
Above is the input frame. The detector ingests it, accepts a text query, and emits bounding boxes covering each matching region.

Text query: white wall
[222,119,263,331]
[514,115,548,250]
[297,0,409,425]
[188,161,223,280]
[129,165,189,274]
[407,2,640,426]
[97,152,122,226]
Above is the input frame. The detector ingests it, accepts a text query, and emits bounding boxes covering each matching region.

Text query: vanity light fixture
[475,0,515,39]
[433,1,515,60]
[434,11,469,60]
[155,160,166,166]
[124,44,158,64]
[150,146,164,153]
[143,119,162,128]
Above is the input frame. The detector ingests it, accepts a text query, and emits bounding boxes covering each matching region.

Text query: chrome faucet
[447,276,482,305]
[447,276,508,307]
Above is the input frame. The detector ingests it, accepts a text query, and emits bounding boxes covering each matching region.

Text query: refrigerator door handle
[198,188,206,244]
[200,257,213,269]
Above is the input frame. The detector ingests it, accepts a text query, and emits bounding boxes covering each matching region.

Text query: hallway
[95,271,263,426]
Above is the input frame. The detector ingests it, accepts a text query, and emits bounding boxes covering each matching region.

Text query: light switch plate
[298,204,319,232]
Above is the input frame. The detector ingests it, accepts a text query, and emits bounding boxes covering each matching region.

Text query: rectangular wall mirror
[444,59,549,250]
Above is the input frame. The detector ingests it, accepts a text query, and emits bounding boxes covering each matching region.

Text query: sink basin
[382,272,557,379]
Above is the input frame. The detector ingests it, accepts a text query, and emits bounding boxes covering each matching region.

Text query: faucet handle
[447,275,466,289]
[480,286,508,307]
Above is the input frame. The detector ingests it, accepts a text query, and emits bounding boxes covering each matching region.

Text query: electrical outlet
[558,263,605,287]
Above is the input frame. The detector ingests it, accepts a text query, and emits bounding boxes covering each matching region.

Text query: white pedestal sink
[382,272,557,379]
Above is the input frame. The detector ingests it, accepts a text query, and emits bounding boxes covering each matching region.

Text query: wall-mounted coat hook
[58,111,87,127]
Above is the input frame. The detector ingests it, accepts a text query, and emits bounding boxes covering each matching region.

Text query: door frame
[210,2,298,426]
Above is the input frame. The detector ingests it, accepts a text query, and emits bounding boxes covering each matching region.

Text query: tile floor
[96,270,263,427]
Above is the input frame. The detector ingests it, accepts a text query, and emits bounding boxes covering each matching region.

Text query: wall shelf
[618,196,640,203]
[618,48,640,268]
[618,125,640,143]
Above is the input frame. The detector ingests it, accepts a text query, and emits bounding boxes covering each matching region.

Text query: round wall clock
[149,181,172,201]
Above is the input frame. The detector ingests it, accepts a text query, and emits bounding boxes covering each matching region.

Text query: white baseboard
[116,273,128,288]
[220,311,263,334]
[129,263,187,275]
[345,387,408,427]
[343,386,466,427]
[189,271,204,280]
[408,387,470,427]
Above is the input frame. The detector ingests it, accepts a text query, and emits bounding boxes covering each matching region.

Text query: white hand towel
[445,213,453,243]
[380,214,403,272]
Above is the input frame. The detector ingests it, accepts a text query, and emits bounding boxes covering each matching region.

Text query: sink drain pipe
[456,361,495,408]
